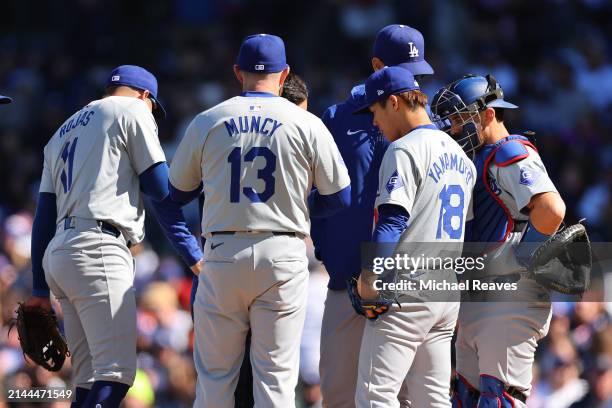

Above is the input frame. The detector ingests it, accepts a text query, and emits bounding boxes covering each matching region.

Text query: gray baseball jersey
[489,146,558,218]
[376,126,476,244]
[358,126,476,408]
[39,96,165,243]
[169,94,350,235]
[480,146,559,278]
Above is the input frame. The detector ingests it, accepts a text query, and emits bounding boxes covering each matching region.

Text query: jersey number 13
[228,146,277,203]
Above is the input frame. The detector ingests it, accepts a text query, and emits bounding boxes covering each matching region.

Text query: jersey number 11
[60,138,78,193]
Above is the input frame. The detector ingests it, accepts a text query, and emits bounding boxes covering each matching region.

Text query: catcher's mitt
[528,223,592,295]
[347,277,392,320]
[10,303,69,371]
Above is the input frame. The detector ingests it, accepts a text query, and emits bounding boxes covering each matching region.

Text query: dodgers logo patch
[519,167,539,186]
[386,170,404,193]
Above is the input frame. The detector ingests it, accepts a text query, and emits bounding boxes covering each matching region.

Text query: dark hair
[493,107,505,122]
[281,72,308,105]
[380,90,428,111]
[104,85,143,97]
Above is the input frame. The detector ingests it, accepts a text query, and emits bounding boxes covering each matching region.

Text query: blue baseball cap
[106,65,166,118]
[354,66,420,114]
[236,34,288,73]
[0,95,12,104]
[373,24,434,76]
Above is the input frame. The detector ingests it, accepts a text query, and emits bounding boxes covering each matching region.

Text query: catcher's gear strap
[481,135,536,245]
[479,375,526,407]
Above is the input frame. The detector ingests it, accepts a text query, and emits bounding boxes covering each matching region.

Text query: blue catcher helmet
[431,74,517,156]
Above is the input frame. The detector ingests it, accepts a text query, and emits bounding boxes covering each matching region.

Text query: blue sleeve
[140,162,203,266]
[31,192,57,297]
[146,196,203,266]
[514,221,552,265]
[372,204,409,243]
[308,185,351,218]
[139,162,170,202]
[170,182,203,205]
[370,204,410,261]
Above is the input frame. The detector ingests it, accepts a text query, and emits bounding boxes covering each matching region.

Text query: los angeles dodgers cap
[354,66,420,114]
[0,95,12,104]
[236,34,289,73]
[373,24,434,76]
[106,65,166,118]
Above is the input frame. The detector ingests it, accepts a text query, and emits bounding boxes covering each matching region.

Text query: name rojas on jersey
[59,107,96,137]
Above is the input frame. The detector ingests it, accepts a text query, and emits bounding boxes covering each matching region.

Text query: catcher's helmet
[431,74,517,155]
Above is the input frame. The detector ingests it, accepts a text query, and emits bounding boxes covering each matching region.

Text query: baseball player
[431,74,566,407]
[314,24,435,408]
[25,65,203,407]
[169,34,350,408]
[353,66,475,408]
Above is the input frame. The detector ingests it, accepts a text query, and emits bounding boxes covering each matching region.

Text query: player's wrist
[515,221,552,266]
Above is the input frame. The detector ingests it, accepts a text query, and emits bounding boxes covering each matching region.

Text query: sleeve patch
[519,167,540,186]
[386,170,404,193]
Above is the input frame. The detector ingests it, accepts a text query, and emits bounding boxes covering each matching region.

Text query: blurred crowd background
[0,0,611,406]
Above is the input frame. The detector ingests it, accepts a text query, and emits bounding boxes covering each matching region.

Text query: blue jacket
[311,84,389,290]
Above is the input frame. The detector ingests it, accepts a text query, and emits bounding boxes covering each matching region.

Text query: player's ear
[372,57,385,72]
[278,67,290,94]
[389,95,400,111]
[233,65,244,85]
[484,107,496,125]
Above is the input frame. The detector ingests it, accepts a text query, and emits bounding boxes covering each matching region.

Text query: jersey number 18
[436,184,464,240]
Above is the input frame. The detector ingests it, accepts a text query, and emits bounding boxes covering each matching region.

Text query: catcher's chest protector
[471,135,537,245]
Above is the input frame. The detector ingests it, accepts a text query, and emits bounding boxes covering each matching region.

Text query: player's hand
[24,296,52,311]
[357,273,379,299]
[190,258,204,276]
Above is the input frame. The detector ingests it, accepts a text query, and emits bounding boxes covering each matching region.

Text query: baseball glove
[347,277,392,320]
[528,223,592,295]
[10,303,69,371]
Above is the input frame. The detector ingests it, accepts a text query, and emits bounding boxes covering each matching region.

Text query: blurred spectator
[138,282,192,353]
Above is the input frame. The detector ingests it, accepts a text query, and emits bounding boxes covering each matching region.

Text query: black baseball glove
[528,223,592,295]
[11,303,69,371]
[347,277,392,320]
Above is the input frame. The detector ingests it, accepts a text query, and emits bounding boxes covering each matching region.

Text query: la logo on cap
[377,89,384,96]
[255,64,265,71]
[111,75,120,81]
[408,42,419,58]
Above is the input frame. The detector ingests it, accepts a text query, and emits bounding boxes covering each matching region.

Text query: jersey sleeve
[311,119,350,195]
[123,101,166,175]
[39,146,55,194]
[375,146,420,215]
[169,115,205,192]
[496,147,558,212]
